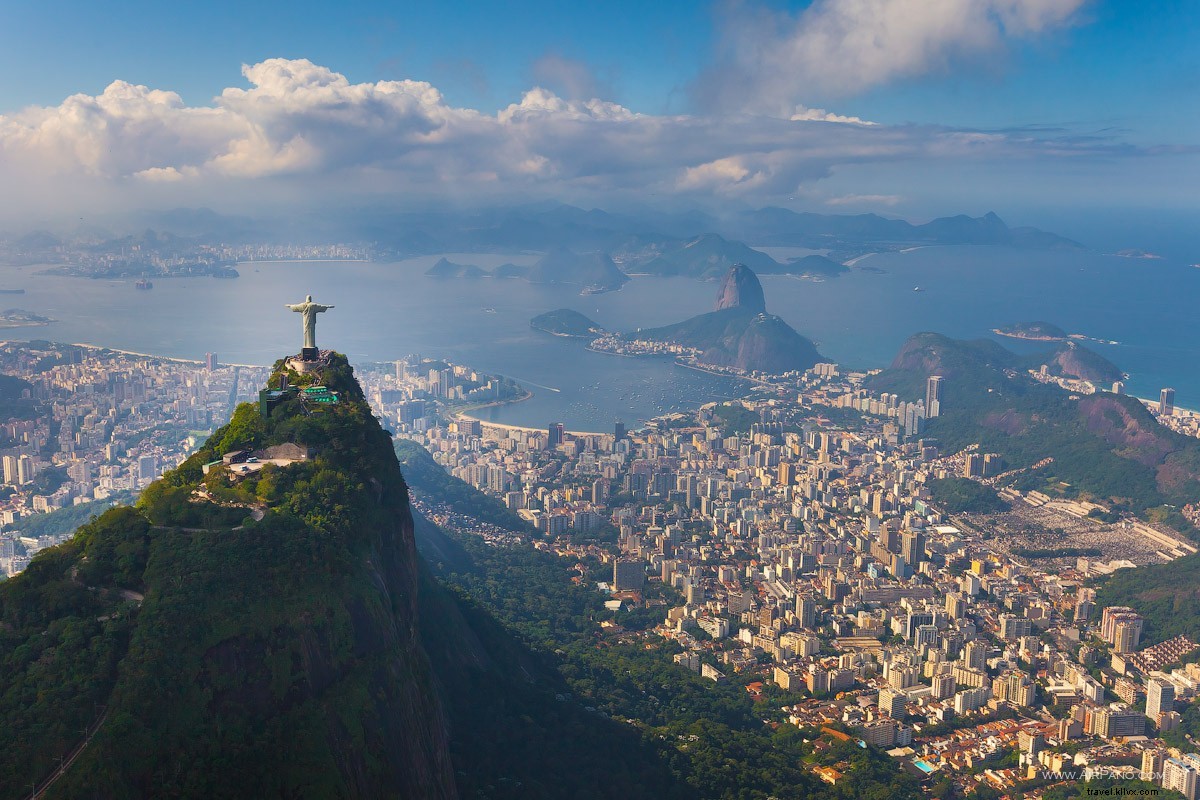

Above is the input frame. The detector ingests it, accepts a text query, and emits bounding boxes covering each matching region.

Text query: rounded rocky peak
[714,263,766,314]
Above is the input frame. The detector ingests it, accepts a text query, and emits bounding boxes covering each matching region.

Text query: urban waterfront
[0,243,1198,431]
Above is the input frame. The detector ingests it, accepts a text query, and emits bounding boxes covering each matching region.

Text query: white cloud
[0,57,1145,220]
[705,0,1087,114]
[791,105,877,125]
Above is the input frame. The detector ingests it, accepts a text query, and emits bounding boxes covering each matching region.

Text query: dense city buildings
[356,352,1200,799]
[0,341,268,575]
[3,341,1200,797]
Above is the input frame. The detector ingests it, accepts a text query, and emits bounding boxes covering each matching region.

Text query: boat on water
[135,279,153,290]
[913,286,925,292]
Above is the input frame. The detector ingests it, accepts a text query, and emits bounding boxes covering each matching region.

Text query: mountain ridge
[870,332,1200,526]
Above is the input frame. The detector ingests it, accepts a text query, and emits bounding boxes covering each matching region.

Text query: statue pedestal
[285,358,318,374]
[286,350,329,375]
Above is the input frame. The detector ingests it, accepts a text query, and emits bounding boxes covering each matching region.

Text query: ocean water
[0,256,746,432]
[0,243,1195,429]
[755,245,1199,406]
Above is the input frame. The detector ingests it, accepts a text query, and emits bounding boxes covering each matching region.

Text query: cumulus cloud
[703,0,1087,114]
[791,105,877,125]
[0,57,1143,220]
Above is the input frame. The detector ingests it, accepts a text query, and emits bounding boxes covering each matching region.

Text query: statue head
[306,294,313,302]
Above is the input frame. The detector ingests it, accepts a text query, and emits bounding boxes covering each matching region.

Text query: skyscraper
[1160,387,1176,416]
[796,595,817,629]
[901,530,926,567]
[926,375,944,418]
[205,352,218,371]
[548,422,565,449]
[1147,678,1175,724]
[614,421,626,441]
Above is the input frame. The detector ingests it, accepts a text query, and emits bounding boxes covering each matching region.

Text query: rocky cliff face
[1046,341,1123,385]
[714,263,766,314]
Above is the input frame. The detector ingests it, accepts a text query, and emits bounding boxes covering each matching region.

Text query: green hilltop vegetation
[784,254,849,278]
[928,476,1009,514]
[530,308,608,338]
[1095,552,1200,648]
[1,491,132,538]
[870,333,1200,534]
[0,373,37,420]
[0,353,466,798]
[0,352,925,800]
[993,321,1068,340]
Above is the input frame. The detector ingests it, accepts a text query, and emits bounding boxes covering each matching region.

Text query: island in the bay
[993,320,1068,341]
[529,308,608,338]
[0,308,53,329]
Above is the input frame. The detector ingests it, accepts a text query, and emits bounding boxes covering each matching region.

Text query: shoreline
[992,329,1066,342]
[236,259,370,265]
[453,410,608,438]
[673,358,763,386]
[1134,395,1200,417]
[68,342,264,369]
[446,386,534,416]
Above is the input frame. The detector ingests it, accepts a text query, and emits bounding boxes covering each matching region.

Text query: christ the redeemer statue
[286,295,334,353]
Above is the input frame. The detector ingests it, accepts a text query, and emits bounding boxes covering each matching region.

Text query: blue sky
[0,0,1196,226]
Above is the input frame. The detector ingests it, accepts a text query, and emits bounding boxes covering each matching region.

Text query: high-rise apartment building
[1160,387,1176,416]
[926,375,944,418]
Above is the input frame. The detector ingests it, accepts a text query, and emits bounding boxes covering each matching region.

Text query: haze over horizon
[1,0,1197,236]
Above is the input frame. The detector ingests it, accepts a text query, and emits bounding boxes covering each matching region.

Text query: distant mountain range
[366,205,1082,267]
[5,203,1083,281]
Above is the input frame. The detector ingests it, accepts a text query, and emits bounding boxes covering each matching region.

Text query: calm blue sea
[0,242,1196,429]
